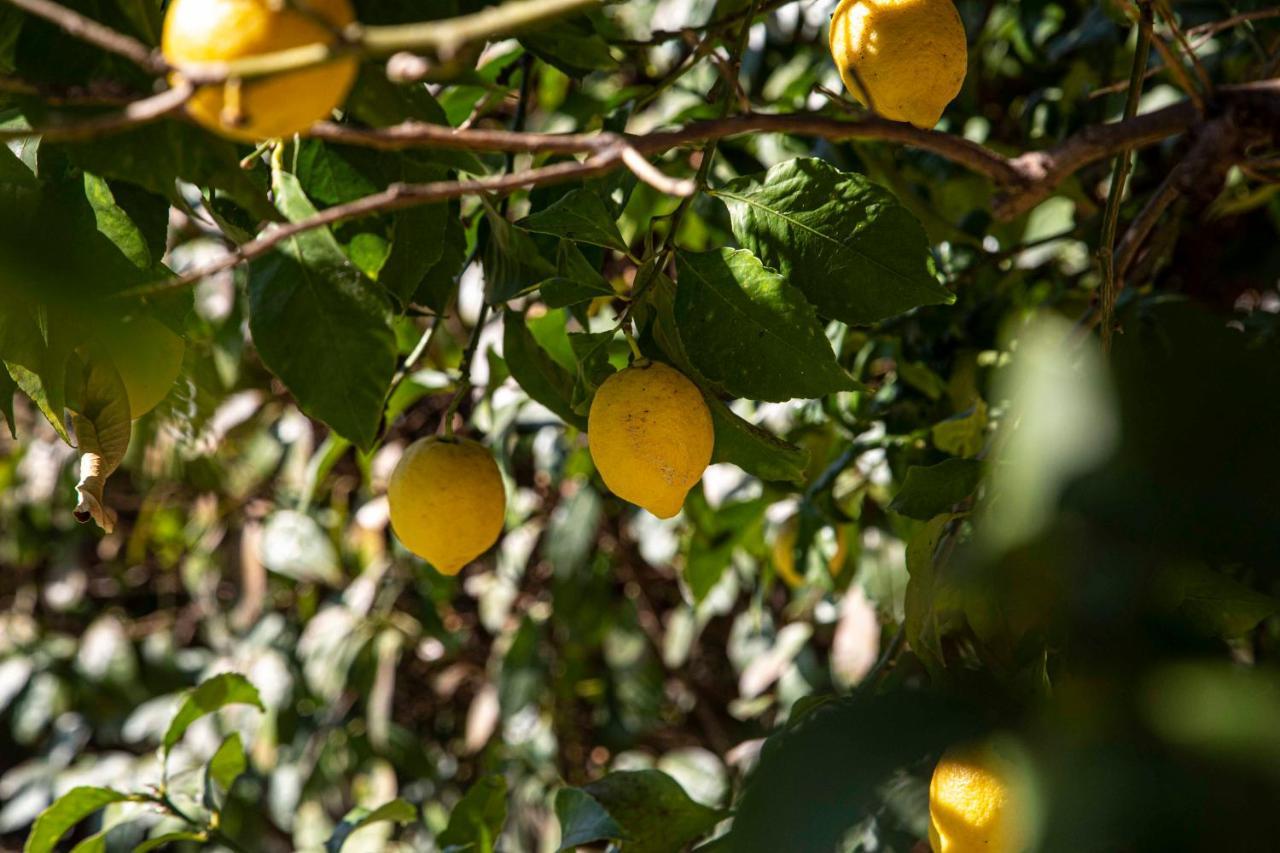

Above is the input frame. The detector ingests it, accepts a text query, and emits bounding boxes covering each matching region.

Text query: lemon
[162,0,359,141]
[588,361,714,519]
[387,437,506,575]
[771,518,849,587]
[829,0,968,129]
[929,740,1034,853]
[99,315,185,419]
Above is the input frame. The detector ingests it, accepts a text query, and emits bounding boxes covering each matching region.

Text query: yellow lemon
[387,437,506,575]
[929,740,1034,853]
[771,518,849,587]
[162,0,359,141]
[829,0,968,129]
[588,361,714,519]
[99,315,185,419]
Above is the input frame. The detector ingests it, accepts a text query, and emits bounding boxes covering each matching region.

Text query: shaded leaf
[68,355,131,532]
[675,248,858,401]
[715,158,952,325]
[414,207,468,312]
[1160,564,1277,639]
[582,770,723,853]
[482,202,556,305]
[438,774,507,851]
[326,799,417,853]
[932,399,988,458]
[502,309,586,428]
[890,458,984,520]
[554,787,624,851]
[133,832,208,853]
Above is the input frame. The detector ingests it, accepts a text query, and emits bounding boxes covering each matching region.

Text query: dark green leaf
[582,770,723,853]
[675,248,858,401]
[248,169,397,450]
[0,307,75,443]
[517,188,629,253]
[437,775,507,851]
[204,732,246,812]
[326,799,417,853]
[82,173,154,270]
[890,458,984,520]
[414,208,468,312]
[23,787,131,853]
[728,691,980,852]
[714,158,952,325]
[707,395,809,484]
[163,673,264,754]
[379,161,448,305]
[482,202,556,304]
[502,309,585,428]
[568,329,616,413]
[903,515,954,673]
[0,366,16,438]
[554,787,625,851]
[521,16,618,76]
[931,400,988,458]
[1159,563,1277,639]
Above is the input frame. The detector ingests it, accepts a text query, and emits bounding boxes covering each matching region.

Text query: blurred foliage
[2,0,1280,851]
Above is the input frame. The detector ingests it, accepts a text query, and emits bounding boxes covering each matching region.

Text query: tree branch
[1,0,165,73]
[0,83,192,142]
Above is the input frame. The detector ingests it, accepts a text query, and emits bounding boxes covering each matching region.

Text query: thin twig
[1099,2,1154,353]
[0,83,192,142]
[1,0,166,72]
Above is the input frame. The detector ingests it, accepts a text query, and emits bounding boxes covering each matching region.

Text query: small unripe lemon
[100,315,185,419]
[162,0,359,141]
[587,361,714,519]
[771,518,849,587]
[929,740,1034,853]
[387,437,506,575]
[829,0,968,129]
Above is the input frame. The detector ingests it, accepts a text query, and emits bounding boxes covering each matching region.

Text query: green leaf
[437,774,507,851]
[204,732,246,812]
[1159,564,1278,639]
[57,123,275,221]
[482,202,556,304]
[728,691,980,852]
[325,799,417,853]
[932,399,989,458]
[502,309,586,428]
[707,396,808,484]
[554,787,625,851]
[903,514,955,673]
[0,307,75,443]
[67,355,131,532]
[379,163,448,304]
[0,365,16,438]
[568,329,616,414]
[23,787,131,853]
[248,169,397,450]
[522,16,619,76]
[133,832,209,852]
[163,673,264,754]
[414,208,468,313]
[890,459,984,520]
[581,770,723,853]
[517,188,629,254]
[674,248,858,401]
[82,173,154,270]
[714,158,953,325]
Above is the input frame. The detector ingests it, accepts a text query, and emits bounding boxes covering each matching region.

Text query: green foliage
[3,0,1280,850]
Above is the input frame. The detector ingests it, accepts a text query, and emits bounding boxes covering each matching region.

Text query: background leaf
[163,672,264,754]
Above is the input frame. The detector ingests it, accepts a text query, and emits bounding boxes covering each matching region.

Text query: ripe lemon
[588,361,714,519]
[162,0,359,141]
[829,0,968,129]
[929,740,1034,853]
[99,315,185,418]
[387,437,506,575]
[771,518,849,587]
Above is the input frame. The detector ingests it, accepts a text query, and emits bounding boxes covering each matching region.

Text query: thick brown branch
[1,0,166,73]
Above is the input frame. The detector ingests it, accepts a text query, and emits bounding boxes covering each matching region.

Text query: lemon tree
[3,0,1280,850]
